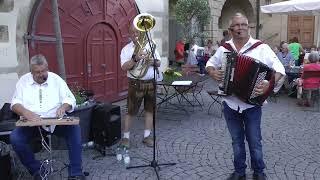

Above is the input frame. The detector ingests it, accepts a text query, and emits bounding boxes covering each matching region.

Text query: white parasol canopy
[261,0,320,47]
[261,0,320,15]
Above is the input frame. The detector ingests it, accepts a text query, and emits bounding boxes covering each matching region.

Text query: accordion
[218,52,275,106]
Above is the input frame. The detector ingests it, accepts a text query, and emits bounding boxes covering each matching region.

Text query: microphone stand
[126,20,176,180]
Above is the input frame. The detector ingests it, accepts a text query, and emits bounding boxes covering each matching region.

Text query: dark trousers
[10,125,82,176]
[223,102,265,176]
[197,58,206,74]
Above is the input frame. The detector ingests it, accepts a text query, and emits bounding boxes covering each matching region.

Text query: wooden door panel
[28,0,137,102]
[90,79,106,101]
[87,23,118,101]
[288,15,314,48]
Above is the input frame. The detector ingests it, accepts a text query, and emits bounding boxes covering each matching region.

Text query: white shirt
[206,37,285,112]
[120,41,162,80]
[11,72,76,132]
[187,44,199,65]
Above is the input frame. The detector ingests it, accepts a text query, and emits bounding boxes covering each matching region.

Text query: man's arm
[274,72,283,83]
[255,45,285,95]
[150,59,161,67]
[57,78,76,117]
[56,103,72,118]
[12,104,41,121]
[121,54,138,71]
[206,66,223,82]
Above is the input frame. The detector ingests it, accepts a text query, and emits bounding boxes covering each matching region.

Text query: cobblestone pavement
[15,78,320,180]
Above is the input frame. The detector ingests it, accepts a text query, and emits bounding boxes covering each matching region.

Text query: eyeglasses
[230,23,248,29]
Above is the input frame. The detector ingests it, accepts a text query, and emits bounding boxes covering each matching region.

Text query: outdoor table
[157,74,208,114]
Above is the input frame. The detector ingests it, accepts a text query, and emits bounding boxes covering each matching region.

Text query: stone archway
[27,0,138,102]
[218,0,255,30]
[204,0,255,42]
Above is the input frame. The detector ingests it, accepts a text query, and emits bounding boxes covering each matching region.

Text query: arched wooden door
[27,0,137,102]
[86,23,118,102]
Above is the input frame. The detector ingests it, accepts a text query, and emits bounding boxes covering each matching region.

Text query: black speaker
[91,103,121,156]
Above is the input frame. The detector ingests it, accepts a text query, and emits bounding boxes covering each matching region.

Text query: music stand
[126,17,176,180]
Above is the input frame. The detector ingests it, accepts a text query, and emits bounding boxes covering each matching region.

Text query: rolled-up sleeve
[60,80,76,113]
[155,50,161,61]
[206,47,224,69]
[11,81,23,109]
[264,46,286,75]
[272,57,286,75]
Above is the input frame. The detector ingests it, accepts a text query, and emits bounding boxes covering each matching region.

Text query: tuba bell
[129,13,156,79]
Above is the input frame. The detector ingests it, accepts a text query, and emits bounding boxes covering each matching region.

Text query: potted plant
[163,67,183,83]
[68,86,96,143]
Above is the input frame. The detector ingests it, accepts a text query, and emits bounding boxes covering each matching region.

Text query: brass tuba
[129,13,156,79]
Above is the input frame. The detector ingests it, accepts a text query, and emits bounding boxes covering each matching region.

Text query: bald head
[229,13,249,27]
[228,13,250,41]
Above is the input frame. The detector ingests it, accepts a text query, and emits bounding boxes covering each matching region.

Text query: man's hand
[147,58,155,66]
[56,103,72,118]
[22,110,41,121]
[136,50,148,61]
[207,67,224,82]
[254,80,270,96]
[56,106,66,118]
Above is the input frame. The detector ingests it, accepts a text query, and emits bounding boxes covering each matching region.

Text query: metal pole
[51,0,66,80]
[317,16,320,48]
[256,0,260,39]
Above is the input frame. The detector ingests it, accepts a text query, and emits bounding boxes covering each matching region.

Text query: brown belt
[128,78,154,84]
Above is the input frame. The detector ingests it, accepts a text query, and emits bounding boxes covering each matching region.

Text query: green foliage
[163,68,183,83]
[174,0,210,42]
[74,91,87,105]
[70,85,88,105]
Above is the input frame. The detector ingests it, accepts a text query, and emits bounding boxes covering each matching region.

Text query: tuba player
[119,17,161,149]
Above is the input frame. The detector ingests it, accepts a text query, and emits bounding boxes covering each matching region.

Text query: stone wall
[0,0,36,107]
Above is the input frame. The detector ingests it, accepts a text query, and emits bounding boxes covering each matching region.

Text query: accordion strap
[222,41,264,54]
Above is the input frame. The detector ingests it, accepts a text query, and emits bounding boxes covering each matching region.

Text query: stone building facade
[169,0,320,61]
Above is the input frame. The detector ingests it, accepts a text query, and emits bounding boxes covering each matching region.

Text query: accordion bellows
[219,52,275,106]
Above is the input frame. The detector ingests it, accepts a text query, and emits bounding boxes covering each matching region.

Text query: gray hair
[30,54,48,67]
[229,13,249,27]
[308,52,320,63]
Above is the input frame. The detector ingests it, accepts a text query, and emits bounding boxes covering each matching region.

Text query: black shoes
[33,174,41,180]
[253,173,267,180]
[226,173,246,180]
[226,172,267,180]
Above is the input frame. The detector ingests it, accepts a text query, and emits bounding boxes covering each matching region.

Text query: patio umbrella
[261,0,320,15]
[261,0,320,47]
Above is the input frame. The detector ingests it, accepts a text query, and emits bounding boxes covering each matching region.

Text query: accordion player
[218,52,275,106]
